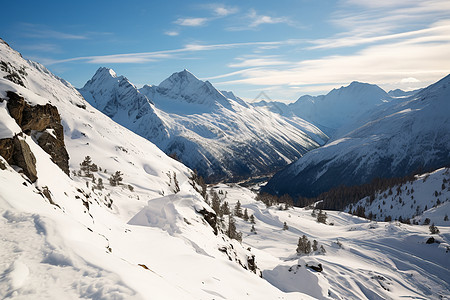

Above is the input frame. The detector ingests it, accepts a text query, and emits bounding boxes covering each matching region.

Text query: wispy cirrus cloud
[174,17,208,27]
[19,23,88,40]
[228,55,290,68]
[248,9,290,28]
[44,40,299,65]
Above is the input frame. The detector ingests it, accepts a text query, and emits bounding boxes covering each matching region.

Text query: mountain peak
[158,69,201,90]
[157,70,230,107]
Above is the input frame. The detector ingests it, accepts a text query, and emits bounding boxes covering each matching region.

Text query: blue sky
[1,0,449,102]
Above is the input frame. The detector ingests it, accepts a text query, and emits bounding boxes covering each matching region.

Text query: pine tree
[317,209,327,224]
[319,245,326,254]
[227,214,241,242]
[283,222,289,230]
[312,240,318,251]
[249,214,256,224]
[296,235,311,255]
[211,191,221,216]
[250,225,256,234]
[220,201,231,216]
[79,156,98,177]
[97,178,104,190]
[444,214,449,221]
[109,171,123,186]
[234,200,243,218]
[243,208,249,221]
[429,223,440,234]
[173,172,180,193]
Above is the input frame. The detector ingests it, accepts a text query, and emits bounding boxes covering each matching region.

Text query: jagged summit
[79,67,327,182]
[156,69,230,107]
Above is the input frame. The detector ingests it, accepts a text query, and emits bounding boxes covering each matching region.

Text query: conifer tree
[250,225,257,234]
[312,240,318,251]
[234,200,243,218]
[211,191,221,216]
[317,209,327,224]
[249,214,256,224]
[283,222,289,230]
[243,208,249,221]
[109,171,123,186]
[220,201,231,216]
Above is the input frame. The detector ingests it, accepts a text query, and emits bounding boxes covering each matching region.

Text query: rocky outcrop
[12,135,37,182]
[0,138,14,162]
[4,91,69,175]
[196,207,218,235]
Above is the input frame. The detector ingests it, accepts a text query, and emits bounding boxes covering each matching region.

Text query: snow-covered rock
[80,68,328,182]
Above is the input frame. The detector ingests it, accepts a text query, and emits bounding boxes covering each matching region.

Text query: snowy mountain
[0,39,311,299]
[264,74,450,199]
[347,167,450,225]
[388,88,422,98]
[252,81,392,137]
[79,68,328,182]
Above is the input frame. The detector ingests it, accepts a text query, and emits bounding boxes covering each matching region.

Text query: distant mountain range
[263,74,450,199]
[79,68,328,182]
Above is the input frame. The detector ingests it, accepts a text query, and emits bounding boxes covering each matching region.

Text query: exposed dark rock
[34,130,70,175]
[5,91,69,175]
[0,138,14,162]
[306,263,323,272]
[247,254,258,274]
[12,135,37,182]
[5,91,25,124]
[196,207,218,235]
[0,159,6,170]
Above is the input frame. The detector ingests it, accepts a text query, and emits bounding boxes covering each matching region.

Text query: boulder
[12,135,37,182]
[5,91,69,175]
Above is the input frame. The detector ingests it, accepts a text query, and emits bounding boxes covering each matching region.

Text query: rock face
[4,91,69,175]
[0,91,69,181]
[12,135,37,182]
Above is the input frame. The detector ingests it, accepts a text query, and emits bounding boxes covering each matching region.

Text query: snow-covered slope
[79,68,328,182]
[0,39,311,299]
[252,81,392,137]
[264,74,450,199]
[210,183,450,300]
[348,167,450,225]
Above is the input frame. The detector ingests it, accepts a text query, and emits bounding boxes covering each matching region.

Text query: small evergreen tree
[250,225,257,234]
[97,178,104,190]
[243,208,249,221]
[317,209,327,224]
[109,171,123,186]
[211,191,221,217]
[423,218,431,225]
[249,214,256,224]
[220,201,231,216]
[444,214,449,221]
[429,223,440,234]
[312,240,318,251]
[173,172,180,193]
[234,200,243,218]
[296,235,311,255]
[227,214,242,242]
[80,156,93,176]
[283,222,289,230]
[319,245,326,254]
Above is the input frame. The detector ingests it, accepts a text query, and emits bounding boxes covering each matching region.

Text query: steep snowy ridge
[80,68,328,182]
[0,39,306,299]
[264,74,450,199]
[348,167,450,225]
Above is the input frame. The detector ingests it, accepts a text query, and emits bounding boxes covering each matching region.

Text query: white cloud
[174,18,208,27]
[228,56,290,68]
[248,9,289,28]
[164,31,179,36]
[400,77,420,83]
[210,4,238,17]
